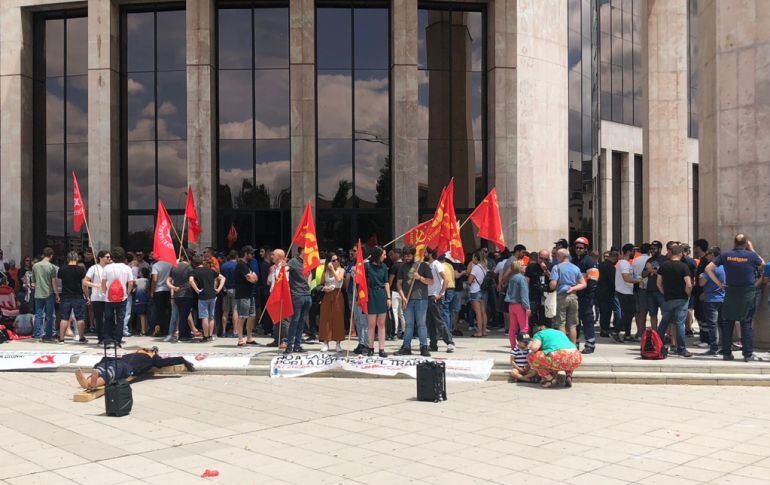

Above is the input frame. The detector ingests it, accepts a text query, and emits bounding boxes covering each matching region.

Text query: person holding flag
[286,246,312,354]
[364,245,391,358]
[394,245,434,357]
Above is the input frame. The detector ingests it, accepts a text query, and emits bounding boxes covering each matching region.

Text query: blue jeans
[403,298,428,349]
[168,299,179,336]
[34,295,56,339]
[657,298,688,354]
[354,306,368,346]
[701,301,722,353]
[598,294,621,334]
[104,300,127,343]
[578,293,595,345]
[442,289,456,333]
[646,291,665,320]
[288,294,311,348]
[123,296,132,336]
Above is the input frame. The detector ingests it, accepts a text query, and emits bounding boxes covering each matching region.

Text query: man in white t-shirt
[84,250,110,344]
[425,249,454,353]
[101,247,135,346]
[630,243,651,334]
[612,244,642,343]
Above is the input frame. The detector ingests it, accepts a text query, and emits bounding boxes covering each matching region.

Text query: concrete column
[187,0,216,249]
[697,0,770,344]
[597,148,613,252]
[391,0,419,237]
[500,0,569,249]
[621,152,635,244]
[290,0,315,229]
[643,0,690,243]
[0,6,33,261]
[88,0,120,251]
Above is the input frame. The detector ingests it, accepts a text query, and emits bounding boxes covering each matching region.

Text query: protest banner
[0,351,81,370]
[76,352,254,370]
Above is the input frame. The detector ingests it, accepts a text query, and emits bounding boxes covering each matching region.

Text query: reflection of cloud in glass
[128,78,145,94]
[318,72,352,138]
[46,80,88,145]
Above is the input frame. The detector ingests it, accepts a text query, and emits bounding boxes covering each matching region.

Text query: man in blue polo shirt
[705,234,765,362]
[549,248,586,344]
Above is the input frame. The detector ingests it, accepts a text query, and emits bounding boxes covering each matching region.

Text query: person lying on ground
[75,347,195,390]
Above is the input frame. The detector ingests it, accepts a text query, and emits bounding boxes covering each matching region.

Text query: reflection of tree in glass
[375,155,391,209]
[127,229,153,253]
[332,180,352,208]
[253,184,271,208]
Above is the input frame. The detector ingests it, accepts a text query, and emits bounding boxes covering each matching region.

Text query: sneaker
[320,343,329,352]
[293,345,305,353]
[732,343,743,351]
[379,350,388,358]
[429,344,439,352]
[353,344,365,355]
[420,346,431,357]
[265,341,279,347]
[56,338,65,345]
[723,353,735,361]
[335,343,342,352]
[610,333,622,343]
[397,331,404,339]
[446,343,455,353]
[366,347,374,357]
[599,331,610,338]
[696,342,710,348]
[393,347,412,356]
[163,335,174,342]
[581,346,595,355]
[283,346,293,355]
[701,350,719,356]
[677,351,693,358]
[744,354,764,362]
[78,337,89,344]
[685,330,694,337]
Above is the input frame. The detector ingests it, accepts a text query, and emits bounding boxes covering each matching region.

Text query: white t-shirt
[102,263,135,302]
[469,264,487,293]
[631,254,650,290]
[428,260,445,297]
[614,259,634,295]
[85,264,107,302]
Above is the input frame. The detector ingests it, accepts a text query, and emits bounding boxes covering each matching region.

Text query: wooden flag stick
[178,216,187,260]
[168,215,189,261]
[277,302,283,355]
[345,279,357,360]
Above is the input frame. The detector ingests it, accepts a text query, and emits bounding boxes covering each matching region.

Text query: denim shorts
[198,298,217,319]
[469,291,485,302]
[235,297,256,318]
[60,298,86,321]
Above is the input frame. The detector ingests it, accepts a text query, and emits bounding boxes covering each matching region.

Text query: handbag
[543,265,558,319]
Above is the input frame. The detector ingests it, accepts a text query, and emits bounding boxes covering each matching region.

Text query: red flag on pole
[153,200,177,266]
[403,219,432,260]
[265,265,294,323]
[226,223,238,248]
[354,239,368,314]
[291,202,321,276]
[72,171,86,232]
[425,180,464,262]
[185,186,202,244]
[469,188,506,250]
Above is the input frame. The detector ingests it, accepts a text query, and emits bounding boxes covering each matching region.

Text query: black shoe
[677,351,693,358]
[283,346,293,354]
[293,345,305,353]
[685,330,694,337]
[723,353,735,361]
[452,329,463,337]
[379,350,388,358]
[701,350,719,356]
[393,347,412,356]
[353,344,364,355]
[744,354,764,362]
[265,341,279,348]
[366,348,374,357]
[581,346,595,355]
[429,344,439,352]
[599,331,610,338]
[397,331,404,339]
[420,346,431,357]
[78,337,89,344]
[610,333,622,343]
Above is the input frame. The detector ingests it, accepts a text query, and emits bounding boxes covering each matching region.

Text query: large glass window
[33,13,88,257]
[122,6,187,252]
[417,4,485,223]
[217,2,291,249]
[599,0,641,126]
[316,2,391,250]
[568,0,599,244]
[688,0,698,138]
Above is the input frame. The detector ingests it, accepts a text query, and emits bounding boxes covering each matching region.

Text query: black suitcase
[103,340,133,417]
[416,360,447,402]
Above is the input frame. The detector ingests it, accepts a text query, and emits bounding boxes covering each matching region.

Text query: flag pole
[345,278,357,360]
[277,300,283,355]
[168,215,189,261]
[256,242,294,326]
[178,216,187,260]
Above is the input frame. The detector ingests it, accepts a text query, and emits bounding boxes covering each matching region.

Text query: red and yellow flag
[354,239,368,314]
[404,219,432,260]
[291,202,321,276]
[469,188,505,251]
[265,265,293,322]
[425,180,464,262]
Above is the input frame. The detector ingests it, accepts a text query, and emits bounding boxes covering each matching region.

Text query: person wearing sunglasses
[319,253,345,352]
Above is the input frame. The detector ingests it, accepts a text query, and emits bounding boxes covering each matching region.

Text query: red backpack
[107,279,125,303]
[640,328,667,360]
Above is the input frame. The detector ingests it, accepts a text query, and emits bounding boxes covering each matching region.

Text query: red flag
[226,223,238,248]
[291,202,321,276]
[265,265,294,322]
[72,171,86,232]
[153,200,177,266]
[468,188,506,250]
[185,186,202,244]
[354,239,368,314]
[403,219,432,260]
[425,180,464,262]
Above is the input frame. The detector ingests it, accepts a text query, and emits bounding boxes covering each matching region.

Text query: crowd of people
[1,231,768,383]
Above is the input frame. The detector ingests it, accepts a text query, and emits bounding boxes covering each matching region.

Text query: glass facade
[568,0,599,244]
[417,4,485,225]
[315,2,391,250]
[33,13,88,256]
[599,0,641,127]
[688,0,699,138]
[122,6,187,252]
[217,2,291,250]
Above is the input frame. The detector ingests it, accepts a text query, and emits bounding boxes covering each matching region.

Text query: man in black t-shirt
[655,245,692,357]
[524,250,552,326]
[596,251,620,337]
[233,247,258,346]
[58,251,88,344]
[643,241,667,327]
[394,245,433,357]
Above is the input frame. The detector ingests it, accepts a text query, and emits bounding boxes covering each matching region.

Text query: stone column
[597,149,613,252]
[290,0,315,229]
[391,0,419,237]
[492,0,568,250]
[187,0,216,249]
[621,152,635,244]
[697,0,770,343]
[0,6,33,261]
[643,0,690,243]
[88,0,120,251]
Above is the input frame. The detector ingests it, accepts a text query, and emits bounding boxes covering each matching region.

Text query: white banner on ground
[270,353,494,381]
[75,352,254,370]
[0,351,81,370]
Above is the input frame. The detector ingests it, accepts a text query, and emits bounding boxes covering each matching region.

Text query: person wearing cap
[510,332,533,382]
[552,239,570,265]
[612,244,643,343]
[573,237,599,354]
[643,241,667,329]
[548,248,586,343]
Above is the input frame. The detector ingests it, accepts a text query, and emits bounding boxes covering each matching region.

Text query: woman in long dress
[366,246,391,357]
[319,254,345,352]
